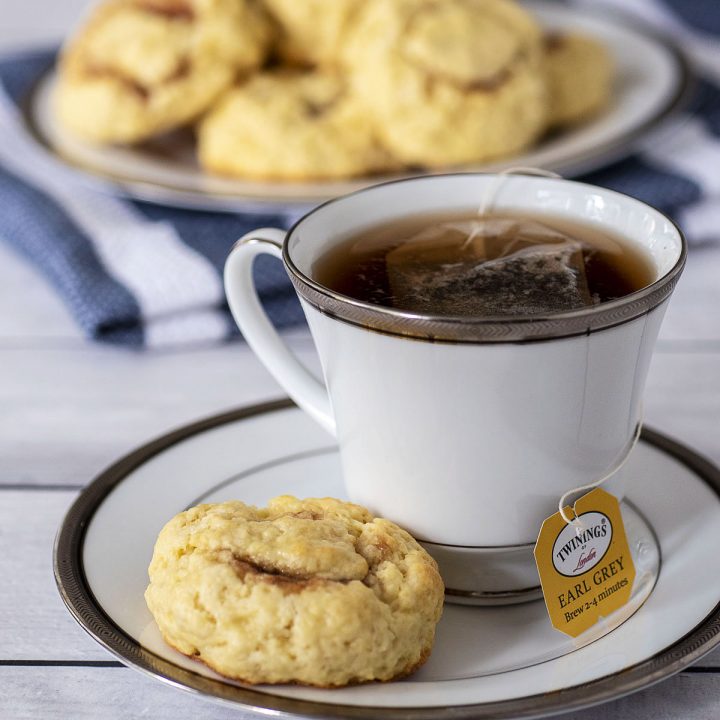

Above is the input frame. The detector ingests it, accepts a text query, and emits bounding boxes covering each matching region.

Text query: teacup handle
[224,229,336,436]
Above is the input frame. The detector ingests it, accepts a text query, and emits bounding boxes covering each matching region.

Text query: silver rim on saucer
[54,399,720,720]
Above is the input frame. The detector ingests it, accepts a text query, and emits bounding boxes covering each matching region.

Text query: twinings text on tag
[533,488,636,637]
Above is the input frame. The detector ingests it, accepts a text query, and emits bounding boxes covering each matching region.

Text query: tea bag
[385,217,593,316]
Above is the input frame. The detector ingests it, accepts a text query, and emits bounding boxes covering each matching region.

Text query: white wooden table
[3,190,720,720]
[2,5,720,719]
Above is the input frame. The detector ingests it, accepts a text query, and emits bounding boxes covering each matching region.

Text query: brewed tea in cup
[314,211,655,316]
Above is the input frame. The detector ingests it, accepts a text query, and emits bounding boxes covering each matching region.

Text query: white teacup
[224,174,685,602]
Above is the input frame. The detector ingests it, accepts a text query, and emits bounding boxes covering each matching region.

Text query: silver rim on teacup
[282,174,687,344]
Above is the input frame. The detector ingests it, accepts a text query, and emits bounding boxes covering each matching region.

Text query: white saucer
[27,3,692,213]
[55,400,720,718]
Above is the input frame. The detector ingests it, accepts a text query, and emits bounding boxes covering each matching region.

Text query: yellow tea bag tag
[533,488,636,637]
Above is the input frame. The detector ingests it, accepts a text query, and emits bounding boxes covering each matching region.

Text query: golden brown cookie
[544,32,613,127]
[197,71,395,180]
[54,0,271,143]
[145,496,445,686]
[342,0,548,167]
[262,0,363,67]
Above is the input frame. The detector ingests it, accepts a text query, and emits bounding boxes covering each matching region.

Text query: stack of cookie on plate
[54,0,613,180]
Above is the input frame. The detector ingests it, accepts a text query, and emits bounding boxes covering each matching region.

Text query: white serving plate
[27,3,692,213]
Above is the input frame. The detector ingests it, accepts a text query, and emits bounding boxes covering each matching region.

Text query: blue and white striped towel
[0,0,718,348]
[0,52,303,347]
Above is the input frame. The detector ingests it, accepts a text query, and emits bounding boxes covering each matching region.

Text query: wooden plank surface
[2,114,720,719]
[1,343,716,487]
[0,341,319,486]
[1,667,720,720]
[644,352,720,464]
[658,241,720,342]
[0,490,108,661]
[3,232,720,717]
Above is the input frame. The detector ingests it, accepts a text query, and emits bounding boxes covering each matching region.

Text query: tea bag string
[461,167,563,251]
[478,167,563,216]
[559,408,644,533]
[478,167,642,531]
